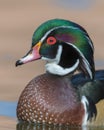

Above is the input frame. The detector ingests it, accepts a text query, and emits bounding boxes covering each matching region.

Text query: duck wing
[71,70,104,104]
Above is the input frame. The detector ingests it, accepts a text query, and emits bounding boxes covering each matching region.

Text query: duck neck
[46,71,73,80]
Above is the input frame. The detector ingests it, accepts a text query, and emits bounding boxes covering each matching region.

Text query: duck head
[16,19,95,79]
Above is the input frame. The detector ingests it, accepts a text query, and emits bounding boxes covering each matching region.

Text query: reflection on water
[17,122,83,130]
[16,122,104,130]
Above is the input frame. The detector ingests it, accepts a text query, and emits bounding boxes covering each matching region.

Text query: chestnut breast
[17,73,85,125]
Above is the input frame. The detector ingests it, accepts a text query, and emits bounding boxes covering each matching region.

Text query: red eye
[47,36,56,45]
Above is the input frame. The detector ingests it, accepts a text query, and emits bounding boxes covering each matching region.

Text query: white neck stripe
[45,59,79,76]
[66,42,92,79]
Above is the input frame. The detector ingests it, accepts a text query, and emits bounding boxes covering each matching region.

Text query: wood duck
[16,19,104,126]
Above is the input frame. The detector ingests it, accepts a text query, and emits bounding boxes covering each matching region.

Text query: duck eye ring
[47,36,56,45]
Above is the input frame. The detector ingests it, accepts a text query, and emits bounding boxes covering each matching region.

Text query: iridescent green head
[16,19,95,79]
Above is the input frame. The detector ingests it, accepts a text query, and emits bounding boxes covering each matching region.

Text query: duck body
[16,19,104,126]
[17,70,104,125]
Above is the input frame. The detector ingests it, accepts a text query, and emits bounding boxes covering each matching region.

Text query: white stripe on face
[40,26,94,51]
[45,59,79,76]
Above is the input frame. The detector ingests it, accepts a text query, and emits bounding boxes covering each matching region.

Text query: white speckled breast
[17,73,85,125]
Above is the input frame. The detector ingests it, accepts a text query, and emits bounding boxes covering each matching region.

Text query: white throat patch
[42,45,79,76]
[45,59,79,76]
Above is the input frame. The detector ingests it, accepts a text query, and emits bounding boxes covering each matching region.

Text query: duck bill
[15,42,41,67]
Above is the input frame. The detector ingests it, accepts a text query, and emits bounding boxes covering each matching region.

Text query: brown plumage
[17,73,85,125]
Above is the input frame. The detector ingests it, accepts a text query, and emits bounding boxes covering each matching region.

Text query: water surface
[0,101,17,117]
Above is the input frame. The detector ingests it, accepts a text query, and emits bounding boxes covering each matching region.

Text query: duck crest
[32,19,87,46]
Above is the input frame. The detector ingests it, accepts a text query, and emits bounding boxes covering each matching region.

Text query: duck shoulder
[71,70,104,104]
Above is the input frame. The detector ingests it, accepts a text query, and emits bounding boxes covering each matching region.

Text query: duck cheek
[40,46,58,59]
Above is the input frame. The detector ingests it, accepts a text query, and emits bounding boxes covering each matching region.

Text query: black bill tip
[15,60,23,67]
